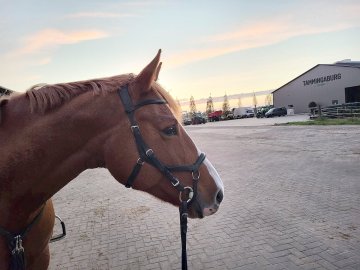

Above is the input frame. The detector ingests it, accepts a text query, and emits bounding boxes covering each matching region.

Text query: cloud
[167,12,358,69]
[66,12,135,19]
[120,1,164,7]
[33,57,52,66]
[9,28,109,57]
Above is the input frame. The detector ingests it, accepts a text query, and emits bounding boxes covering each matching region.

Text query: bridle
[118,84,206,270]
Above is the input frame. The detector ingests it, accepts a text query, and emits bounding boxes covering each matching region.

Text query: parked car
[192,114,206,124]
[233,107,254,118]
[208,110,222,122]
[256,106,273,118]
[183,117,192,125]
[182,112,192,125]
[226,112,234,120]
[265,107,287,117]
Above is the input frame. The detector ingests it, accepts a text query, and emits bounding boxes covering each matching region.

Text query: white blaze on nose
[182,124,224,207]
[198,149,224,217]
[203,158,224,192]
[195,147,224,193]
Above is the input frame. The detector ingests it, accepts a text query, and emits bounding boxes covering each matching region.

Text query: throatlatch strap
[125,162,143,188]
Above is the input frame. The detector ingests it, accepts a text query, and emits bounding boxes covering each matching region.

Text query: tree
[175,97,181,109]
[237,97,242,107]
[265,94,273,106]
[189,96,197,117]
[206,94,214,114]
[252,92,258,108]
[222,93,230,116]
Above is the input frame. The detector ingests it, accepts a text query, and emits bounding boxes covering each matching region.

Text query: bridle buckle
[11,235,24,255]
[192,171,200,180]
[172,178,180,187]
[131,125,139,132]
[145,149,154,157]
[179,186,194,203]
[137,158,144,165]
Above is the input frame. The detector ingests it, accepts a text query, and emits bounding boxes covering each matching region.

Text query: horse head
[103,50,224,218]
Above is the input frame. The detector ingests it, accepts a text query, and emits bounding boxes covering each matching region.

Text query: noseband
[118,85,206,270]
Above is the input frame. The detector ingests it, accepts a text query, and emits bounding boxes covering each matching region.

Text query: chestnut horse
[0,50,224,270]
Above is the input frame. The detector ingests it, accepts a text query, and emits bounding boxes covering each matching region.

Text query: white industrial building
[272,60,360,113]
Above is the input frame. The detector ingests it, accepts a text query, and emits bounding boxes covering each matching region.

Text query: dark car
[265,107,287,117]
[192,114,206,124]
[183,117,192,125]
[256,106,273,118]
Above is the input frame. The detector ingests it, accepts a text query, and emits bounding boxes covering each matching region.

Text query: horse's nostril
[216,190,224,204]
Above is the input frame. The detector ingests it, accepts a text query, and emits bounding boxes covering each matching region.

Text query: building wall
[273,65,360,113]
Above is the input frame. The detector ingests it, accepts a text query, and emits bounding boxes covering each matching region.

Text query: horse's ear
[155,62,162,82]
[135,49,161,92]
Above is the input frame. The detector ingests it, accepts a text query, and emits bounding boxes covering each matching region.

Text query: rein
[118,84,206,270]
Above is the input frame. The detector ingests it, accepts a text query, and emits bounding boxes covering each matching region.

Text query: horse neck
[0,92,124,223]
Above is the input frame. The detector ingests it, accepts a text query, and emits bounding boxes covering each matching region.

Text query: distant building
[0,85,13,97]
[272,60,360,113]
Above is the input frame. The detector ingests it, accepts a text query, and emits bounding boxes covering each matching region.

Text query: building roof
[333,61,360,68]
[272,60,360,94]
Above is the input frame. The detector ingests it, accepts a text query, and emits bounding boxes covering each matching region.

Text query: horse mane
[0,90,20,125]
[26,74,134,113]
[25,73,181,120]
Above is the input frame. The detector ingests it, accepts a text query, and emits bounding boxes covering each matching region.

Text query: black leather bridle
[118,84,206,270]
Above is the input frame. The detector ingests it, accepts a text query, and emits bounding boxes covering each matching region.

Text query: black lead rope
[118,84,206,270]
[180,201,189,270]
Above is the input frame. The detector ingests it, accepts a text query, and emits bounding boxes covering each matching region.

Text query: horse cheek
[102,136,130,186]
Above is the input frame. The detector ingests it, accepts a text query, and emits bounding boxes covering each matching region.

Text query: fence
[311,102,360,118]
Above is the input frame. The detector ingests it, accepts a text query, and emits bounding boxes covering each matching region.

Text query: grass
[285,117,360,125]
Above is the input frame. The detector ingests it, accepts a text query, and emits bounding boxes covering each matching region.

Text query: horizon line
[178,89,273,105]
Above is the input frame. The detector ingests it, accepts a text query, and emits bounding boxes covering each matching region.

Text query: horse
[0,50,224,270]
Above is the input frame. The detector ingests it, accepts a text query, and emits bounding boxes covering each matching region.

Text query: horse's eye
[163,125,178,136]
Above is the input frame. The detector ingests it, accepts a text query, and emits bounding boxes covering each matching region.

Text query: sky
[1,0,360,109]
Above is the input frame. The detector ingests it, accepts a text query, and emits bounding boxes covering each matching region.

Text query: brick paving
[49,120,360,269]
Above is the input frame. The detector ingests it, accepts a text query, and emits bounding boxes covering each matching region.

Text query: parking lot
[49,115,360,269]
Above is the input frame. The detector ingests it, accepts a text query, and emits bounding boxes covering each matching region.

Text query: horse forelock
[152,82,182,122]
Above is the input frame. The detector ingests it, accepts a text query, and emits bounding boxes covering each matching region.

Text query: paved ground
[49,115,360,269]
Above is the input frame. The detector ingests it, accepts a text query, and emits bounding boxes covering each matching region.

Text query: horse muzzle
[188,188,224,219]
